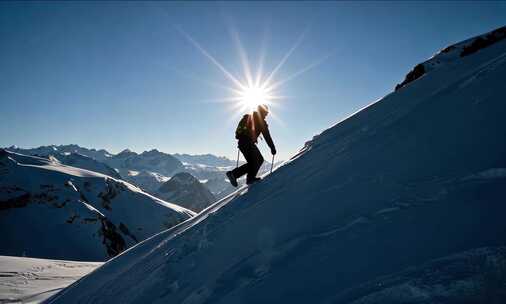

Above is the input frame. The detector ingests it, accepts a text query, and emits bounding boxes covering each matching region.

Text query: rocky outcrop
[461,26,506,57]
[395,63,426,91]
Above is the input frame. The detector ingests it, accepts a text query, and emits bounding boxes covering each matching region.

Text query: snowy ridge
[395,26,506,90]
[6,146,121,179]
[47,27,506,303]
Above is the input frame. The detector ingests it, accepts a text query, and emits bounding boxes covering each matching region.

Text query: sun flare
[238,86,271,112]
[177,25,327,121]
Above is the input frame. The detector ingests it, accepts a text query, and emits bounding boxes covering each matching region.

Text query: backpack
[235,114,250,139]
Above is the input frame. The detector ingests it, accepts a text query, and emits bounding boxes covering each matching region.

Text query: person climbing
[226,104,276,187]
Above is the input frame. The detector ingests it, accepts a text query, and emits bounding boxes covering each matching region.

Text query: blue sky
[1,1,505,160]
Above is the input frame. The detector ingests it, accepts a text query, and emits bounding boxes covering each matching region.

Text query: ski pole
[270,154,274,174]
[236,148,240,168]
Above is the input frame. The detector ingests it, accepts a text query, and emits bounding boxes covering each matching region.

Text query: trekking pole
[236,148,240,168]
[270,154,274,174]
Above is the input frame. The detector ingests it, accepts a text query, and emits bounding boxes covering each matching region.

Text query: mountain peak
[141,149,163,157]
[160,172,198,188]
[117,149,136,157]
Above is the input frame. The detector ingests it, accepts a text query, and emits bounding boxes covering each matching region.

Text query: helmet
[257,104,269,115]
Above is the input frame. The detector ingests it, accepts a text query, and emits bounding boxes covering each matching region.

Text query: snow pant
[231,139,264,182]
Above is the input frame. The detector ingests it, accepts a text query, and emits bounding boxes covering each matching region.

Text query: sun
[238,85,271,112]
[177,25,328,121]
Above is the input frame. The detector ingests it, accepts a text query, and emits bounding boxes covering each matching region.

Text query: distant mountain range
[6,144,279,206]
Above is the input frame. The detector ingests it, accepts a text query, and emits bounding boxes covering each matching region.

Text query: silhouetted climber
[227,104,276,186]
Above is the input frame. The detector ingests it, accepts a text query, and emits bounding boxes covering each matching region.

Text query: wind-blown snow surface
[0,256,101,304]
[0,151,194,261]
[333,246,506,303]
[46,29,506,303]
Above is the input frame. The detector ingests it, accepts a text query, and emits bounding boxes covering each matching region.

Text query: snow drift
[0,150,194,261]
[46,27,506,303]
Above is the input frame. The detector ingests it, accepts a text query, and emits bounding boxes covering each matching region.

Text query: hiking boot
[226,171,238,187]
[246,177,261,185]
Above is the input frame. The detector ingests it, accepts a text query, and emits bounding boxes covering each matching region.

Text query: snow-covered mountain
[53,153,121,179]
[9,144,113,162]
[7,145,184,182]
[45,26,506,303]
[7,146,121,179]
[123,170,170,193]
[7,146,189,196]
[6,144,273,200]
[0,150,194,261]
[157,172,216,212]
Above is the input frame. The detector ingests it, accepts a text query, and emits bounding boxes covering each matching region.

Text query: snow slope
[333,247,506,304]
[47,27,506,303]
[0,255,101,304]
[0,150,194,261]
[333,246,506,303]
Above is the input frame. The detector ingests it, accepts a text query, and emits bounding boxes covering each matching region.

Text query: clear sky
[1,1,505,160]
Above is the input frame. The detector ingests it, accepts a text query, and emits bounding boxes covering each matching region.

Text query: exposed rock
[100,219,126,257]
[395,63,426,91]
[461,26,506,57]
